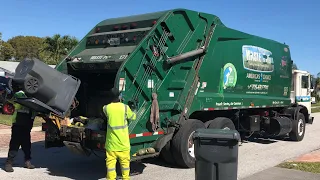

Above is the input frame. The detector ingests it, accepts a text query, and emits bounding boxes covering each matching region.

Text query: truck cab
[291,69,314,122]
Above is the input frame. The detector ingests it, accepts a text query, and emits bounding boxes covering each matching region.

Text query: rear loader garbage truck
[11,8,314,168]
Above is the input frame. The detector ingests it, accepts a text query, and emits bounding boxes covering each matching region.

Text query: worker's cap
[111,87,120,97]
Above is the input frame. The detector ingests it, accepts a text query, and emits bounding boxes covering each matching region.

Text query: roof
[97,10,169,26]
[293,69,310,74]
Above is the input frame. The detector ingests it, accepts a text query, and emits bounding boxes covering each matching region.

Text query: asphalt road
[0,113,320,180]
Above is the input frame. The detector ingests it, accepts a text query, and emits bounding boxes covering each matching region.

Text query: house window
[301,75,309,89]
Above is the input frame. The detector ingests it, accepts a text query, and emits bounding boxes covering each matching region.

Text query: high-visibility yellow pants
[106,150,130,180]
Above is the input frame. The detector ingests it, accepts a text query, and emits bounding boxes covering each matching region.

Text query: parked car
[0,67,15,115]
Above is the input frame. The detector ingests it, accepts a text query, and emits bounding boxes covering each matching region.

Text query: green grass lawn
[0,114,44,127]
[278,162,320,174]
[312,107,320,113]
[312,102,320,107]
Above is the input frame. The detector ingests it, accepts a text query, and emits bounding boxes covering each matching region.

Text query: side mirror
[311,84,314,90]
[310,75,315,89]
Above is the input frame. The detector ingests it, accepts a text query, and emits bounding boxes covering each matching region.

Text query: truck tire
[171,119,205,168]
[207,117,236,130]
[289,112,306,141]
[160,141,176,165]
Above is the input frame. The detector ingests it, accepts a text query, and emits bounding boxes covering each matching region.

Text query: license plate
[108,38,120,45]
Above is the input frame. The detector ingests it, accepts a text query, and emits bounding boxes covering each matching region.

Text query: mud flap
[308,116,314,124]
[63,141,91,156]
[152,132,174,152]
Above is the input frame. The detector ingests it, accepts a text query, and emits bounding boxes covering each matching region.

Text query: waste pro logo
[223,63,237,89]
[242,45,274,73]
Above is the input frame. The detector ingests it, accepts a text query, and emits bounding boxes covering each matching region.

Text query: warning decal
[119,78,125,91]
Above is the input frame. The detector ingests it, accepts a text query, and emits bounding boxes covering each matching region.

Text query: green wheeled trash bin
[193,128,240,180]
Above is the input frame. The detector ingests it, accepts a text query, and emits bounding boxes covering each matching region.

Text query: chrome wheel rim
[298,119,304,136]
[188,131,195,158]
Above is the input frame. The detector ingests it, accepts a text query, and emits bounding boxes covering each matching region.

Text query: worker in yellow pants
[103,88,136,180]
[106,150,130,179]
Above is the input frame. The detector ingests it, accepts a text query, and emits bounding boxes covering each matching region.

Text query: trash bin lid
[193,128,240,141]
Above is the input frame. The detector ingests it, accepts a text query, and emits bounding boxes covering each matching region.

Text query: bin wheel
[171,119,205,168]
[24,77,40,94]
[206,117,236,130]
[160,140,176,165]
[289,112,305,141]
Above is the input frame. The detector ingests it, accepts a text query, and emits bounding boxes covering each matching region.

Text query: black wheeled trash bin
[193,128,240,180]
[11,58,81,117]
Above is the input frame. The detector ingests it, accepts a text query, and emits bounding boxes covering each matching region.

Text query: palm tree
[41,34,78,64]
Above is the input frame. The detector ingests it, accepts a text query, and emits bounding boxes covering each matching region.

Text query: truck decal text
[242,45,274,73]
[246,72,272,82]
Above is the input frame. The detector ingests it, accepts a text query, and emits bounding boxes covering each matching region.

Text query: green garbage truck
[14,8,314,168]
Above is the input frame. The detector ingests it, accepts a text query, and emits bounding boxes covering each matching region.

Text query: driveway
[0,113,319,180]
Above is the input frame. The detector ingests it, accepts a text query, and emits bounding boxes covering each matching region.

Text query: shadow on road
[141,158,180,169]
[0,141,147,180]
[241,134,296,145]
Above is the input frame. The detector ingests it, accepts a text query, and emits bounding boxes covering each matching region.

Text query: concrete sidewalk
[242,167,320,180]
[243,149,320,180]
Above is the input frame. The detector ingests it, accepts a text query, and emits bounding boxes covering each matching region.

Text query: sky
[1,0,319,75]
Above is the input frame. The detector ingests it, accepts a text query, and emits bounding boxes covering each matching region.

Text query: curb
[291,148,320,163]
[0,126,43,135]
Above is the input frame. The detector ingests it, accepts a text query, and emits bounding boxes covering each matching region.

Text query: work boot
[24,160,35,169]
[4,160,14,172]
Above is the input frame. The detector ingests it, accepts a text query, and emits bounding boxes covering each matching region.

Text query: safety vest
[9,91,35,125]
[103,102,136,151]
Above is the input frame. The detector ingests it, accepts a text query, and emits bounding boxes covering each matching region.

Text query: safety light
[152,21,157,25]
[95,27,100,33]
[151,45,159,56]
[122,25,128,30]
[113,26,119,30]
[131,23,137,28]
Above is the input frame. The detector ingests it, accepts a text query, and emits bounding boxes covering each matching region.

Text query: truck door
[296,72,311,113]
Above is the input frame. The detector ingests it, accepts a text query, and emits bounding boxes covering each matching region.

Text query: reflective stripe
[103,105,108,118]
[122,167,130,171]
[107,168,116,172]
[124,104,127,122]
[107,124,128,130]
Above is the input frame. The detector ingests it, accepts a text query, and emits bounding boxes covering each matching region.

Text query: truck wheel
[207,117,236,130]
[171,119,205,168]
[160,141,176,165]
[289,112,306,141]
